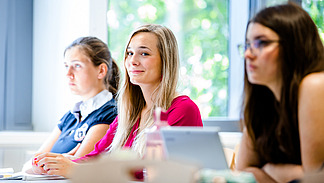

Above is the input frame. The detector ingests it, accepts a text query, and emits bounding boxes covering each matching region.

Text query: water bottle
[144,107,168,160]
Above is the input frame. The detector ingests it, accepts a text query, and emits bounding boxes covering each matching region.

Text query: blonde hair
[109,24,179,157]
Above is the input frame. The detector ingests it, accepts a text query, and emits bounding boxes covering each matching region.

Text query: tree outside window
[303,0,324,43]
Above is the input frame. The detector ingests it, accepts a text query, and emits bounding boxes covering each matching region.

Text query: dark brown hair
[242,2,324,165]
[64,36,120,98]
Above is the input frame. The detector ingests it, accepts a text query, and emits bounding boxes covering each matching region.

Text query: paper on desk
[0,168,15,179]
[0,171,23,180]
[22,173,66,181]
[0,171,66,181]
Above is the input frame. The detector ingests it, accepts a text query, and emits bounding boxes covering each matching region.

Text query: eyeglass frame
[237,39,280,58]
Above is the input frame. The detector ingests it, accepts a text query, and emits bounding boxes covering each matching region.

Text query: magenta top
[74,95,203,162]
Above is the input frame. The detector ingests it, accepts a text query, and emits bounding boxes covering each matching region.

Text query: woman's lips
[69,82,75,86]
[247,64,257,72]
[130,70,144,74]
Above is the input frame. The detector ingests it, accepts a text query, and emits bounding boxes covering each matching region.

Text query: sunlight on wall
[33,0,106,131]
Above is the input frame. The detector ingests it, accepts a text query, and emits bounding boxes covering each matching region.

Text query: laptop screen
[161,126,228,170]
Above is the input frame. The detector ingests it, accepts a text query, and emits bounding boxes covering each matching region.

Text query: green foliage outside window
[107,0,229,118]
[180,0,228,117]
[303,0,324,43]
[263,1,324,42]
[107,0,167,67]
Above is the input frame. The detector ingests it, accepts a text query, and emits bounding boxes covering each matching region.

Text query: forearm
[262,163,304,183]
[72,152,101,163]
[243,167,277,183]
[282,165,303,182]
[235,129,273,182]
[282,165,304,182]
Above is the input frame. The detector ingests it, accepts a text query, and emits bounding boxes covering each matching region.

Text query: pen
[0,174,13,178]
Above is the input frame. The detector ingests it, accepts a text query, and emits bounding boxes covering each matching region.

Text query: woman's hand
[34,152,77,178]
[262,163,303,183]
[31,159,47,174]
[31,152,47,175]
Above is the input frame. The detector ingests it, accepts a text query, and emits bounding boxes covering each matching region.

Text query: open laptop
[161,126,228,170]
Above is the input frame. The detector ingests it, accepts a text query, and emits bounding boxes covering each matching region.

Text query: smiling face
[245,22,282,90]
[64,46,105,100]
[125,32,162,89]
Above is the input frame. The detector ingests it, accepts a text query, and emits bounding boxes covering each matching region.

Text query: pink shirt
[74,95,202,162]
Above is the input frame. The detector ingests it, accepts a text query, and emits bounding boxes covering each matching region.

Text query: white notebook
[161,126,228,170]
[0,171,65,181]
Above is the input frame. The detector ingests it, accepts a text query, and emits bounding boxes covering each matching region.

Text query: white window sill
[0,131,50,147]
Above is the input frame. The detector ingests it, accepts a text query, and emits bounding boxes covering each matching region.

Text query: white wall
[32,0,107,131]
[0,132,50,171]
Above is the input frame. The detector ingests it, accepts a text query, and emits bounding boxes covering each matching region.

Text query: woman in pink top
[32,24,203,177]
[77,95,202,161]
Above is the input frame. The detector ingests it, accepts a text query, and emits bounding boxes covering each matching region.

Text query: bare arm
[72,124,109,157]
[23,127,61,173]
[28,123,109,173]
[37,126,61,153]
[298,72,324,172]
[236,128,276,183]
[262,163,303,182]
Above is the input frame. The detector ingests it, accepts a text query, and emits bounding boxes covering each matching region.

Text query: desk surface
[0,180,69,183]
[0,180,143,183]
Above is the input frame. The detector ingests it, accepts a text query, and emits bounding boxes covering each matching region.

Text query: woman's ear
[98,63,108,79]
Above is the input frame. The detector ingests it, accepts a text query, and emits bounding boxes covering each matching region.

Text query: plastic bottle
[144,107,168,160]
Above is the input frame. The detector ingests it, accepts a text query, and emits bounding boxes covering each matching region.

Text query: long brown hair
[242,3,324,164]
[64,36,120,98]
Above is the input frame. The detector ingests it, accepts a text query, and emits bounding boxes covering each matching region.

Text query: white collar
[71,90,113,121]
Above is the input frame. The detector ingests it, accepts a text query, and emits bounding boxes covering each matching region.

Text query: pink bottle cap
[160,110,168,121]
[153,107,168,122]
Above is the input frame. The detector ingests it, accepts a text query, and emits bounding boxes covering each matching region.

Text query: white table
[0,180,69,183]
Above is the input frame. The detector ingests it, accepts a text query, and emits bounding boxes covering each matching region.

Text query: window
[250,0,324,44]
[302,0,324,43]
[107,0,248,120]
[249,0,288,18]
[0,0,33,131]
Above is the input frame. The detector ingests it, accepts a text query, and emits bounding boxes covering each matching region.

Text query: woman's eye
[255,40,269,48]
[74,64,81,68]
[141,52,149,56]
[127,52,133,56]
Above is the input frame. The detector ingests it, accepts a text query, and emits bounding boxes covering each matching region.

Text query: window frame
[0,0,33,131]
[204,0,249,131]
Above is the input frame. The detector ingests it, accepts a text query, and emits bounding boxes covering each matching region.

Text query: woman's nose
[66,67,74,79]
[244,47,256,60]
[129,54,139,66]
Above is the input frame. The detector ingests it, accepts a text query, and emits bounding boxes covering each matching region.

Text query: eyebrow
[255,35,268,40]
[64,60,83,65]
[247,35,268,42]
[246,35,268,40]
[127,46,152,51]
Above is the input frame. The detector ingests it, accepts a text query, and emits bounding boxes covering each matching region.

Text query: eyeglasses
[237,39,280,58]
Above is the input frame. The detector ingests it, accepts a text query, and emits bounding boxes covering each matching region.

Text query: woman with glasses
[236,3,324,183]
